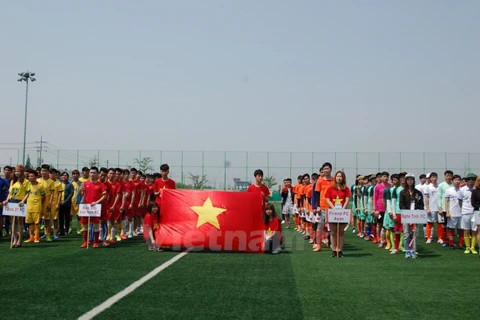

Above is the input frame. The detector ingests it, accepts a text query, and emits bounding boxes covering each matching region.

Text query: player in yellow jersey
[79,166,90,183]
[49,169,63,239]
[37,164,55,242]
[3,165,30,247]
[70,169,82,234]
[25,170,45,243]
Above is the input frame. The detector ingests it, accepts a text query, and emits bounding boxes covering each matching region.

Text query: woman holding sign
[325,171,351,258]
[399,173,424,259]
[2,165,29,248]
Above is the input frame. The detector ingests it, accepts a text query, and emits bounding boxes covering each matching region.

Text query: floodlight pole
[18,71,36,166]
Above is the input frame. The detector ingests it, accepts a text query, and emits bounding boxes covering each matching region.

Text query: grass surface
[1,217,479,320]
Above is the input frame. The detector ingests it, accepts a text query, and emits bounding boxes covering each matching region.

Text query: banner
[3,203,27,217]
[401,210,427,224]
[327,208,351,223]
[156,190,264,252]
[78,204,102,217]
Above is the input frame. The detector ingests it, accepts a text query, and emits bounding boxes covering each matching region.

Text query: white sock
[129,221,134,234]
[121,220,126,234]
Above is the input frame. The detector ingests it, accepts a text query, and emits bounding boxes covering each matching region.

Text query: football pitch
[2,219,479,319]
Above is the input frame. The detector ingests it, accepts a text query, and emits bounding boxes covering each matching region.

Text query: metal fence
[1,149,479,189]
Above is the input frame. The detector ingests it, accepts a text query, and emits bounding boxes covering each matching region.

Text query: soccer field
[2,219,479,320]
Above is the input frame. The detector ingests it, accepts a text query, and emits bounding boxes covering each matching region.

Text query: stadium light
[17,71,36,166]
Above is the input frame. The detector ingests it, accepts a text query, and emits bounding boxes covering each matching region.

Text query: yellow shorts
[26,212,41,224]
[42,206,51,220]
[71,204,79,216]
[51,207,59,220]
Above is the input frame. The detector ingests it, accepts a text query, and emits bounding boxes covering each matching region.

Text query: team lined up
[279,165,480,258]
[0,164,176,249]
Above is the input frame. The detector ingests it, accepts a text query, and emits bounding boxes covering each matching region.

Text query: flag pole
[87,216,90,249]
[10,216,16,249]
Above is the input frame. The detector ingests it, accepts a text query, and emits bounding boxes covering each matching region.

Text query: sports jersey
[392,186,404,214]
[79,177,90,183]
[374,183,389,212]
[52,180,63,205]
[303,184,313,211]
[264,216,282,233]
[325,186,351,207]
[71,180,81,204]
[315,177,335,210]
[424,184,439,212]
[415,183,425,194]
[438,181,453,211]
[445,187,461,217]
[83,181,107,204]
[9,180,30,201]
[458,186,475,214]
[37,178,55,205]
[143,213,159,240]
[153,178,176,206]
[27,183,46,213]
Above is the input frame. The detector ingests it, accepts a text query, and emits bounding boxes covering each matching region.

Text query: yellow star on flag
[190,197,227,229]
[335,196,342,207]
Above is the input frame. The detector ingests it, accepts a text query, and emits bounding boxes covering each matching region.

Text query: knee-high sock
[394,233,400,250]
[35,224,40,240]
[448,229,455,246]
[385,230,391,249]
[426,223,433,239]
[471,231,477,249]
[437,224,446,242]
[459,230,465,247]
[371,225,377,240]
[464,230,471,249]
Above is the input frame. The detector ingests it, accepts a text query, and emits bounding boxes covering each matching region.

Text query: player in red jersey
[98,168,110,246]
[104,168,118,243]
[135,171,147,235]
[132,170,146,235]
[112,168,124,242]
[153,164,176,207]
[79,167,107,248]
[247,169,270,210]
[120,169,134,239]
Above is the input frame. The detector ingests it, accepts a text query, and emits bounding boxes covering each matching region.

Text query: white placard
[3,203,27,217]
[474,211,480,225]
[401,210,427,224]
[327,208,351,223]
[78,204,102,217]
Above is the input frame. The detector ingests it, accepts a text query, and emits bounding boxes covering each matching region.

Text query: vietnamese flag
[156,190,265,253]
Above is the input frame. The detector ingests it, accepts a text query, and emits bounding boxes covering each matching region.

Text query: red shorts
[101,210,108,223]
[81,217,100,225]
[113,208,123,222]
[394,214,404,233]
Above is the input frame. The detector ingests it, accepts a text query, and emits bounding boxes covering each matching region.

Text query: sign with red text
[327,208,351,223]
[78,204,102,217]
[3,203,27,217]
[401,210,427,224]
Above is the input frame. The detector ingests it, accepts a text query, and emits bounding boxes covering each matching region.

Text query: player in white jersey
[281,178,295,229]
[423,172,439,243]
[445,175,463,249]
[415,174,427,193]
[458,173,478,254]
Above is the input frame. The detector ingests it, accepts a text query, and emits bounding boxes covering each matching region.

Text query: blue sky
[1,0,479,159]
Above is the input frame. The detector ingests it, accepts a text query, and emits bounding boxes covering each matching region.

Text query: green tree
[25,154,32,169]
[134,157,154,173]
[263,176,278,189]
[88,156,98,168]
[188,173,208,189]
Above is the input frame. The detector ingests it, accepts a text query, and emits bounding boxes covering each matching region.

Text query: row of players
[0,164,176,248]
[279,166,480,258]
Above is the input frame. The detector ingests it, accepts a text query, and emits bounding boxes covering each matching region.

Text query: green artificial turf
[1,216,479,320]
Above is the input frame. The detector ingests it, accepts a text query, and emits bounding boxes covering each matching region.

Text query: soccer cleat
[34,238,40,243]
[442,243,448,247]
[390,249,398,255]
[377,242,384,248]
[128,232,133,239]
[437,239,443,244]
[40,225,45,231]
[53,234,59,240]
[364,235,370,241]
[109,238,116,244]
[80,242,88,248]
[360,233,365,238]
[103,241,110,247]
[41,234,47,239]
[93,243,99,249]
[281,220,285,224]
[313,246,322,252]
[294,228,298,231]
[272,247,281,254]
[121,234,127,240]
[331,251,337,258]
[133,231,138,237]
[309,239,314,244]
[470,248,478,254]
[24,237,35,243]
[46,237,52,242]
[352,228,356,234]
[106,235,111,241]
[464,248,471,254]
[385,243,392,250]
[357,232,362,237]
[372,239,378,244]
[426,239,432,244]
[286,225,290,229]
[116,235,122,242]
[312,244,319,249]
[68,228,73,234]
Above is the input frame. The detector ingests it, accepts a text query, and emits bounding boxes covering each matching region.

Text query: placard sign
[3,203,27,217]
[78,204,102,217]
[401,210,427,224]
[327,208,351,223]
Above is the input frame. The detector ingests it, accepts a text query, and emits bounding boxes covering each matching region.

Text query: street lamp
[17,71,36,166]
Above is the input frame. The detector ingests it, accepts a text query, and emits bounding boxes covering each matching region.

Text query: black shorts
[376,212,385,224]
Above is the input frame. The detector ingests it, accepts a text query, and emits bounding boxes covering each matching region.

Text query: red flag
[155,190,264,253]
